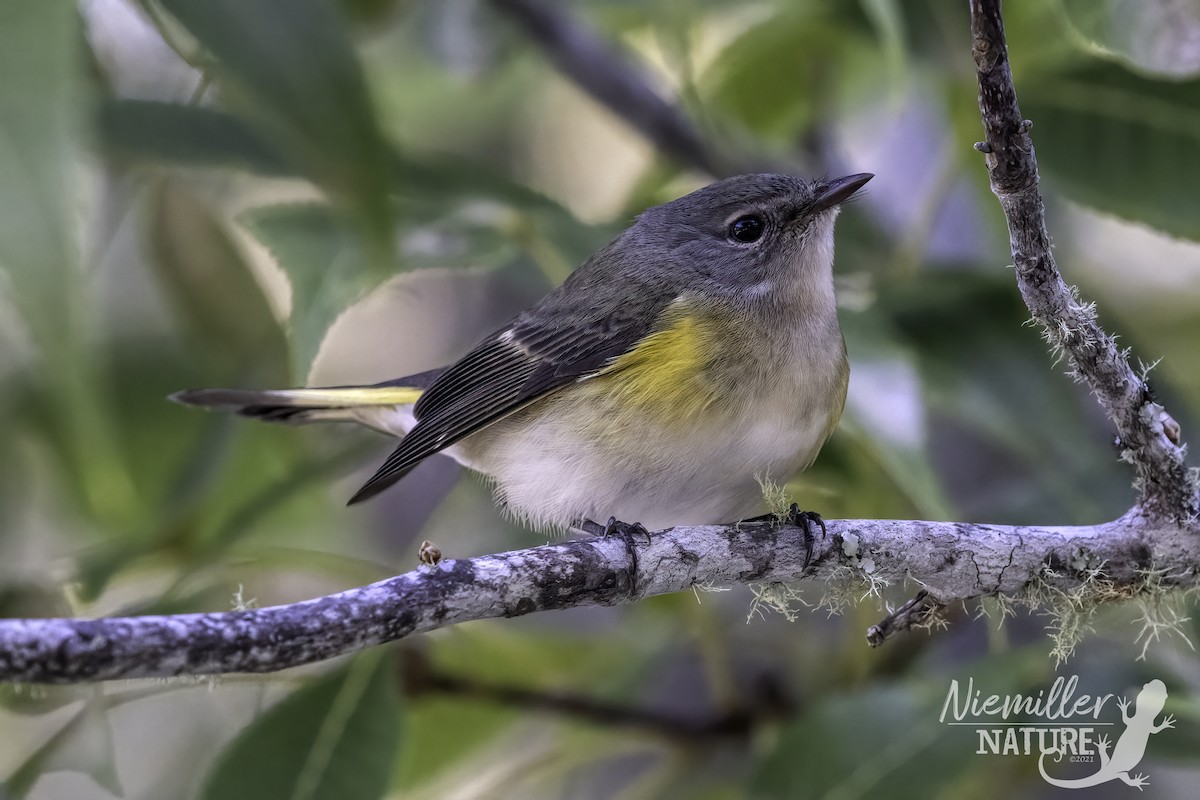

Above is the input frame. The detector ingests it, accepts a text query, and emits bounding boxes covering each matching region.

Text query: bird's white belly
[458,384,837,532]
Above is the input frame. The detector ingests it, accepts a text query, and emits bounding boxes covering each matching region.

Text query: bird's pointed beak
[812,173,873,212]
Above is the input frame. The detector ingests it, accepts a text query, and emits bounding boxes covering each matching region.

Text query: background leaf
[148,179,289,379]
[1024,57,1200,241]
[2,695,122,800]
[0,1,77,333]
[1055,0,1200,75]
[199,653,403,800]
[99,100,294,175]
[241,203,387,380]
[0,0,137,524]
[160,0,393,241]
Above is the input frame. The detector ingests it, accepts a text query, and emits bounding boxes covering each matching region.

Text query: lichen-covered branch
[866,590,943,647]
[2,511,1197,683]
[969,0,1198,521]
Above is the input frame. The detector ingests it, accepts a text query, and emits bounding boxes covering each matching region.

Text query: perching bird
[174,172,871,538]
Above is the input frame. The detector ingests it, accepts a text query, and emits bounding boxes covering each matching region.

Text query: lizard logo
[1038,679,1175,791]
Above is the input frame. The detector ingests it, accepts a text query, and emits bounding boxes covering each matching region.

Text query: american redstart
[173,172,872,536]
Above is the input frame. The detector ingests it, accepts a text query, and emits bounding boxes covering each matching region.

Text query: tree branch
[969,0,1198,522]
[2,512,1198,683]
[865,590,943,647]
[399,648,792,741]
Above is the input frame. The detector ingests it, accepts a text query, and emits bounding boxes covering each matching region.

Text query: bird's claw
[784,503,826,570]
[604,516,651,546]
[582,517,650,596]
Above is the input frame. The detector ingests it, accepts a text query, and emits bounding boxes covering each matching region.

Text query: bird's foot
[742,503,826,570]
[604,517,651,546]
[787,504,826,570]
[580,516,649,595]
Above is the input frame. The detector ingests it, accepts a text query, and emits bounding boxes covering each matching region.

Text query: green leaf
[97,101,569,219]
[241,203,390,380]
[98,100,294,175]
[702,1,875,142]
[148,179,289,378]
[393,152,570,217]
[160,0,393,240]
[2,694,122,799]
[0,0,138,523]
[0,682,85,718]
[703,10,842,141]
[0,2,77,338]
[1055,0,1200,74]
[752,685,953,799]
[1054,0,1125,54]
[1023,57,1200,241]
[199,653,403,800]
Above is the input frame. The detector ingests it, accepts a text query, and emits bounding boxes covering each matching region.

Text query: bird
[173,172,871,541]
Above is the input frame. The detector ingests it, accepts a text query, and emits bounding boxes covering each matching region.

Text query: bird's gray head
[626,172,872,304]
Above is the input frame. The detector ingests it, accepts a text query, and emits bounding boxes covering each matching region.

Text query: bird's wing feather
[347,288,679,504]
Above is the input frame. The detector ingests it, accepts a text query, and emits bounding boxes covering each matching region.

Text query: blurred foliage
[1,0,1200,797]
[1023,59,1200,242]
[198,652,402,800]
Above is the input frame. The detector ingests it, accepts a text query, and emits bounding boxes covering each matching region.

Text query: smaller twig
[187,71,213,105]
[135,0,209,76]
[968,0,1197,521]
[399,648,792,741]
[866,590,944,647]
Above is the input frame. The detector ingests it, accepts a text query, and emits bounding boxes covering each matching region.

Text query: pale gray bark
[2,511,1197,683]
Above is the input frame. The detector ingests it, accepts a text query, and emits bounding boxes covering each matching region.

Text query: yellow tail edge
[169,385,424,423]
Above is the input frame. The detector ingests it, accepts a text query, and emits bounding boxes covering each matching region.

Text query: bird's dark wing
[347,287,678,504]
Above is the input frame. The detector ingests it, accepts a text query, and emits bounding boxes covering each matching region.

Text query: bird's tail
[170,369,445,428]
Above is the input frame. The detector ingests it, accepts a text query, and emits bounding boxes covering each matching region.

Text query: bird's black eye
[728,214,764,243]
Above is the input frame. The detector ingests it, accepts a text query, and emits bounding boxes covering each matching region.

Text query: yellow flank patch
[279,387,423,406]
[595,309,722,418]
